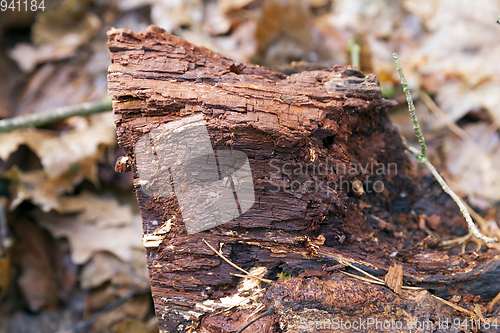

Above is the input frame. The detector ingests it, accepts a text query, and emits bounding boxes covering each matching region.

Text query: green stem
[394,54,498,244]
[348,39,361,69]
[402,138,498,243]
[393,53,427,163]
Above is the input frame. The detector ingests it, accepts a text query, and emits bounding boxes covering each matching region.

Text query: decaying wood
[107,25,500,332]
[385,264,403,295]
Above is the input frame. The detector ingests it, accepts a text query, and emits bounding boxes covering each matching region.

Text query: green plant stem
[394,53,498,244]
[393,53,427,163]
[0,98,112,133]
[348,39,361,69]
[402,137,498,243]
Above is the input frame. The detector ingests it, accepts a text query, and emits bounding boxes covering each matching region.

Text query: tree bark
[107,25,500,332]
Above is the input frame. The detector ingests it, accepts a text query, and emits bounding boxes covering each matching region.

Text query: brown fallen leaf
[35,192,144,264]
[0,112,115,180]
[12,220,77,312]
[80,251,149,291]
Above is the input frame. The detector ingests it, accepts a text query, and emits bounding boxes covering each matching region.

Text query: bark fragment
[107,25,500,332]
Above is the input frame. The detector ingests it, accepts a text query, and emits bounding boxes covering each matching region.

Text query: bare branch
[0,98,112,133]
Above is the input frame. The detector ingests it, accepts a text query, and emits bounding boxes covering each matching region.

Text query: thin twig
[464,202,490,231]
[202,239,272,283]
[393,53,498,244]
[402,138,498,243]
[0,98,112,133]
[431,294,475,317]
[488,291,500,313]
[393,53,426,162]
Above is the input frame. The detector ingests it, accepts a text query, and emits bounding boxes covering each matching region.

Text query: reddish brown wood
[108,25,500,332]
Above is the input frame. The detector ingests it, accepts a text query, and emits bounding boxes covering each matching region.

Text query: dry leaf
[118,0,203,33]
[115,318,157,333]
[7,167,81,212]
[0,113,115,180]
[80,251,149,290]
[92,294,153,333]
[32,1,101,48]
[35,192,143,264]
[12,220,77,312]
[443,122,500,204]
[218,0,255,14]
[7,43,77,74]
[403,0,500,126]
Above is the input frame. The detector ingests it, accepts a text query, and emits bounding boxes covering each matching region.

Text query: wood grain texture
[107,25,500,332]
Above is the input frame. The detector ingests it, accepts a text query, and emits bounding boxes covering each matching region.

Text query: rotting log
[108,25,500,332]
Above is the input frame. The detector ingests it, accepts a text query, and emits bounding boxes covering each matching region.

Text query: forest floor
[1,1,500,332]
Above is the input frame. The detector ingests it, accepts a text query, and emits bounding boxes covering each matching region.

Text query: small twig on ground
[341,271,385,285]
[202,239,272,283]
[440,232,473,249]
[236,305,275,333]
[488,291,500,313]
[340,260,385,284]
[431,294,475,317]
[440,203,494,250]
[432,294,488,330]
[393,53,498,244]
[0,98,112,133]
[402,138,498,243]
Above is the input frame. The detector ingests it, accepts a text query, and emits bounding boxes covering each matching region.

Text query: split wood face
[107,25,498,333]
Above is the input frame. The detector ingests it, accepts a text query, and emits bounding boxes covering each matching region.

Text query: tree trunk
[107,25,500,332]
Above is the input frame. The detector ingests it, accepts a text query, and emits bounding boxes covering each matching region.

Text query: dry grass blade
[440,232,472,248]
[202,239,272,283]
[340,260,385,283]
[342,267,423,291]
[341,271,386,285]
[431,294,475,317]
[487,291,500,313]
